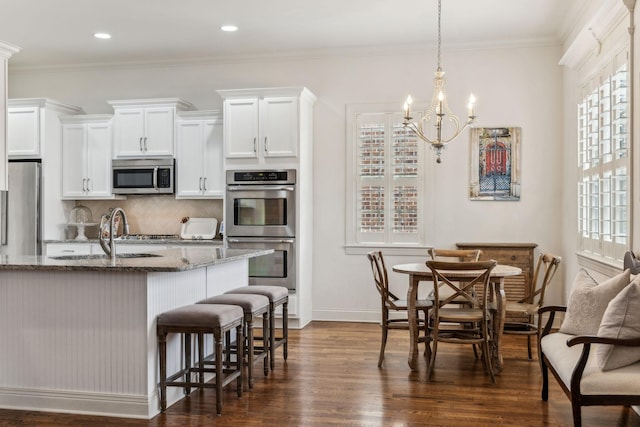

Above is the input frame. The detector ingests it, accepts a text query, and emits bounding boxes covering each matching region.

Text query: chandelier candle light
[402,0,476,163]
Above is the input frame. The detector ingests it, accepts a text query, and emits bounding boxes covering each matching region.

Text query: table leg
[407,275,419,371]
[491,278,507,372]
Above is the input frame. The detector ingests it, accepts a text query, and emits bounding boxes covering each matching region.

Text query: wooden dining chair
[426,259,497,383]
[367,250,433,367]
[503,252,561,360]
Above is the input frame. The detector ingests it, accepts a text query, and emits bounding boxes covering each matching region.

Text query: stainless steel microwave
[112,158,174,194]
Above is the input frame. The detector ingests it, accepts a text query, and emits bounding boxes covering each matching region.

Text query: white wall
[8,43,565,322]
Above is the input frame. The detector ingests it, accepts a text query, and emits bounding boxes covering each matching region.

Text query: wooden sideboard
[456,242,538,322]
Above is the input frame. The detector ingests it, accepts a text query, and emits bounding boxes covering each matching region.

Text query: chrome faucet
[99,207,130,258]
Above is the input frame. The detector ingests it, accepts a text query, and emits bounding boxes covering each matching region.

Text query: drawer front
[479,249,531,268]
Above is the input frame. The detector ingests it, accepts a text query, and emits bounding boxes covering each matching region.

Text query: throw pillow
[596,278,640,370]
[559,268,631,336]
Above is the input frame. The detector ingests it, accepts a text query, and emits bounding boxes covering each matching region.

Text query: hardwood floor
[0,321,639,426]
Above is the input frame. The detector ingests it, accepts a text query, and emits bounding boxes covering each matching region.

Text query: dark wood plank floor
[0,321,639,426]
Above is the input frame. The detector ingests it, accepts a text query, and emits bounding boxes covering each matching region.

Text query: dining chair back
[426,259,497,382]
[504,252,561,359]
[427,248,483,305]
[367,250,432,367]
[428,248,482,262]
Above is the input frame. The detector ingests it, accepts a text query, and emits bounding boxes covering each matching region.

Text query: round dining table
[392,262,522,371]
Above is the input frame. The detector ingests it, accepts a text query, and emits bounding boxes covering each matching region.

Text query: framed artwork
[469,127,521,201]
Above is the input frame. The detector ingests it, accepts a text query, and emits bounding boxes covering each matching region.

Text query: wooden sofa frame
[538,305,640,427]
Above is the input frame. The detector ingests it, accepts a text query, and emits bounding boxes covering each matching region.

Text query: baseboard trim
[0,386,171,419]
[312,309,380,323]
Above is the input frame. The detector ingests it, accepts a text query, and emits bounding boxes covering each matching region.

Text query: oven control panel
[227,169,296,185]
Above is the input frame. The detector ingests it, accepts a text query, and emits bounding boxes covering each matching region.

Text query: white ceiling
[0,0,583,69]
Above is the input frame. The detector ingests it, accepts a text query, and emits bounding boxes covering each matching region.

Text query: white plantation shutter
[348,107,425,248]
[577,51,629,263]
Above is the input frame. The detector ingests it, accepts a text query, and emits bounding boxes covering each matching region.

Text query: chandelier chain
[437,0,442,71]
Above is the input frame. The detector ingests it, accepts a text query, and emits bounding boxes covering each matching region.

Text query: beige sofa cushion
[559,269,631,336]
[596,278,640,370]
[541,332,640,395]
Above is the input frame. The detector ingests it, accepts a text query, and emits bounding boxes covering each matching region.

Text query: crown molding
[560,0,629,69]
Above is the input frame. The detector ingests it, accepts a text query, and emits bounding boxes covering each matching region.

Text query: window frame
[345,103,434,255]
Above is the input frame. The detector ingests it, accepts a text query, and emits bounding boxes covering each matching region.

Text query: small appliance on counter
[180,217,218,240]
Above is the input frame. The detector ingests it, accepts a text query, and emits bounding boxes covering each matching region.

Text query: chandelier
[402,0,476,163]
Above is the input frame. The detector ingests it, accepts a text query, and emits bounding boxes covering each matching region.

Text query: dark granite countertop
[44,238,224,245]
[0,247,271,272]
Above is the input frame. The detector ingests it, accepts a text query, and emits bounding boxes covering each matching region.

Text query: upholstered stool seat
[157,303,244,415]
[225,285,289,371]
[198,293,270,388]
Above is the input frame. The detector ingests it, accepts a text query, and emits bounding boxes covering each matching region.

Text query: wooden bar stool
[198,293,270,388]
[157,303,244,415]
[225,285,288,371]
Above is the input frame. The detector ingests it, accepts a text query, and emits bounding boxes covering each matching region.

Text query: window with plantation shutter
[577,50,629,263]
[346,104,428,252]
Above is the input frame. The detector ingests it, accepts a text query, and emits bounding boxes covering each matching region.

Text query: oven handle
[226,185,295,192]
[227,238,295,244]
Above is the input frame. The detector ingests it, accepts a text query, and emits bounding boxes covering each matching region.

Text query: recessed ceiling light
[221,25,238,32]
[94,33,112,39]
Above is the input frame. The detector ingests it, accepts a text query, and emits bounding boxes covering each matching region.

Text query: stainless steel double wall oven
[225,170,296,291]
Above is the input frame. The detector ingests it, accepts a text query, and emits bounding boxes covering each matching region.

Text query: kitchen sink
[49,253,163,260]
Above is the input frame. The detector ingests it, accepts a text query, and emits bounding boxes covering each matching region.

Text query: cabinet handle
[199,177,203,191]
[139,137,143,151]
[82,178,87,192]
[86,178,91,192]
[203,177,207,191]
[253,137,257,153]
[264,137,268,153]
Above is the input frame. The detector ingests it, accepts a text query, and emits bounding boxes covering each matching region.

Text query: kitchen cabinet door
[142,107,175,157]
[61,123,87,198]
[85,122,113,197]
[7,106,40,158]
[112,108,145,157]
[224,98,259,159]
[61,115,115,199]
[260,96,298,158]
[176,111,223,199]
[201,118,224,197]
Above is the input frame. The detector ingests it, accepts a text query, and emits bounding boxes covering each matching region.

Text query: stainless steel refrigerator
[0,161,41,256]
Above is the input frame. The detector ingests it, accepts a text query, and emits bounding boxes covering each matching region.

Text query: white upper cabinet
[218,87,316,167]
[7,107,39,157]
[61,115,115,199]
[108,98,195,158]
[8,98,84,159]
[176,111,224,199]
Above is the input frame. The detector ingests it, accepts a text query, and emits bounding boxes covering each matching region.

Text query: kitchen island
[0,247,271,419]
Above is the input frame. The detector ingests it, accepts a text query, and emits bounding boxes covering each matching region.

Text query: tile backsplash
[68,196,223,239]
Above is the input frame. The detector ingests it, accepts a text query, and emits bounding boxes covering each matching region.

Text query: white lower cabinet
[45,243,95,256]
[45,243,167,256]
